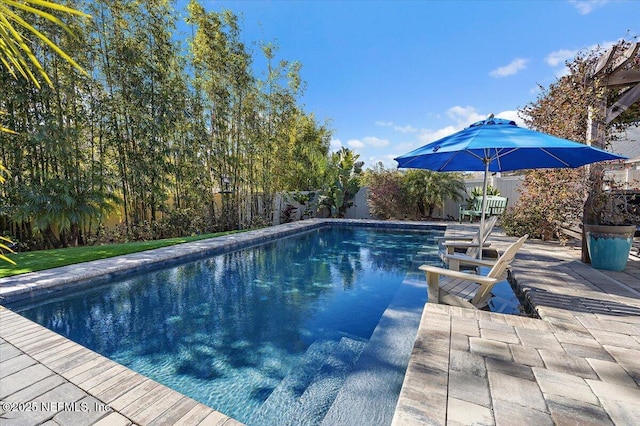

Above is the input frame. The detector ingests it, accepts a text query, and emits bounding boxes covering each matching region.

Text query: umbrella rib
[439,151,469,171]
[540,148,573,167]
[463,150,487,169]
[492,148,503,169]
[475,147,512,171]
[492,148,518,158]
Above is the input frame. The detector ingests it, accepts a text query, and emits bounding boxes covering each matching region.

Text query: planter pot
[584,224,636,271]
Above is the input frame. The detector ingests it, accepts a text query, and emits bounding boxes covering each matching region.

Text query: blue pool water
[11,225,444,425]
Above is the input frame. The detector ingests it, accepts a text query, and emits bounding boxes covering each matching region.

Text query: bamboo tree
[188,1,255,230]
[2,0,336,247]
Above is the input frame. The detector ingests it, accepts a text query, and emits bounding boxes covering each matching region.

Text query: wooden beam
[591,45,617,78]
[607,42,640,74]
[590,42,640,83]
[605,82,640,124]
[605,70,640,88]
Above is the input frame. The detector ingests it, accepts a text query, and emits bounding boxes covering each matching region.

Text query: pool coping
[0,218,446,425]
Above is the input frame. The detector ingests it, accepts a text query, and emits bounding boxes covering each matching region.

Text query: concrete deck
[1,220,639,425]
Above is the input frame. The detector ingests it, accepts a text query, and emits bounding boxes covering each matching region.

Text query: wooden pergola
[583,41,640,262]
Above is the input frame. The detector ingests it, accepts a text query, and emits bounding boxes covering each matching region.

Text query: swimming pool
[8,223,444,425]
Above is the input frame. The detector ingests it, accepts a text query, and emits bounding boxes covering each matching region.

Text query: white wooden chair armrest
[419,264,498,309]
[442,241,491,255]
[435,235,474,243]
[442,241,490,249]
[442,253,497,271]
[418,265,497,285]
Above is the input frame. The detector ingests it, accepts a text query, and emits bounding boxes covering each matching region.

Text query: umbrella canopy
[395,117,624,171]
[395,116,627,258]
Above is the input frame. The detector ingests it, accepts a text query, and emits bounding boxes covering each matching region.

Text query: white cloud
[362,136,390,147]
[394,124,418,134]
[375,120,418,134]
[546,39,619,69]
[330,138,343,152]
[347,139,365,149]
[495,110,527,128]
[545,49,577,67]
[382,153,400,165]
[489,58,529,78]
[417,125,459,145]
[402,106,486,148]
[446,106,485,127]
[569,0,609,15]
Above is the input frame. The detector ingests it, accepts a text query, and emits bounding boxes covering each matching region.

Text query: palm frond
[2,4,86,75]
[0,236,16,265]
[0,10,44,85]
[0,0,89,88]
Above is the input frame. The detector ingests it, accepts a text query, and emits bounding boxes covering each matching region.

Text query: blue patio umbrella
[394,116,627,257]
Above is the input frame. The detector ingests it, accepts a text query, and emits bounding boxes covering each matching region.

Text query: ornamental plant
[318,148,364,218]
[364,163,466,220]
[363,164,408,220]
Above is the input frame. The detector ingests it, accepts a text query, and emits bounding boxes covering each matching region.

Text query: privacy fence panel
[439,175,524,220]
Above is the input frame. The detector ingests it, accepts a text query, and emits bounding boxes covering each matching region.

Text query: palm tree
[403,170,466,218]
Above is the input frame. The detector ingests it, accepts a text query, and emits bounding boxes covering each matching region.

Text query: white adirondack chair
[419,234,528,309]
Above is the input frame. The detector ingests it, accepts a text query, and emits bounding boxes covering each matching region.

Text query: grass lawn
[0,230,247,278]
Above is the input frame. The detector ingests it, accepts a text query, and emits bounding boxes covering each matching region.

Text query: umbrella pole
[478,159,490,260]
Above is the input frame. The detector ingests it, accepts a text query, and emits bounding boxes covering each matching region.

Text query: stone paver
[393,224,640,425]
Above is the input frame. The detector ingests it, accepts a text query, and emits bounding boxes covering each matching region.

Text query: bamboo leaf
[3,0,89,18]
[0,253,16,265]
[0,9,48,86]
[0,125,17,134]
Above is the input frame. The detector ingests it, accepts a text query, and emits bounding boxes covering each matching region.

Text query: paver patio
[1,219,639,425]
[393,224,640,425]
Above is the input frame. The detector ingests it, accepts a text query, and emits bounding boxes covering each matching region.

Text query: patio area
[393,224,640,425]
[1,221,639,425]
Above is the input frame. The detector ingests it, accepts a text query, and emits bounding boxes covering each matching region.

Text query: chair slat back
[470,234,528,308]
[486,234,529,280]
[466,215,498,258]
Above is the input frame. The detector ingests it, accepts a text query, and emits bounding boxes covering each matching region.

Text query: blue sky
[182,0,639,169]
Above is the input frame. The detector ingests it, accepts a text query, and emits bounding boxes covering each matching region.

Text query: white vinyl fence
[327,169,635,222]
[438,175,524,220]
[272,189,373,225]
[273,175,524,225]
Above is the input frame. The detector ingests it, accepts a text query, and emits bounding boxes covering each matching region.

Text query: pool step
[249,340,334,426]
[249,337,366,426]
[293,337,366,424]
